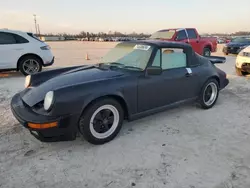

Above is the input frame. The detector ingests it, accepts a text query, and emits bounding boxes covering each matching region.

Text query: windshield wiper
[123,66,143,71]
[108,62,125,67]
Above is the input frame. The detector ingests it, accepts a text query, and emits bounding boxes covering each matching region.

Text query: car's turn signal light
[28,122,58,129]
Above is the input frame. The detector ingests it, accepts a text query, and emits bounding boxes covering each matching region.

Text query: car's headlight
[44,91,54,111]
[25,75,31,88]
[238,50,244,56]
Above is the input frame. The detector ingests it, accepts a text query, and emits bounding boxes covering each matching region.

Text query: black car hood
[226,42,250,47]
[22,66,125,107]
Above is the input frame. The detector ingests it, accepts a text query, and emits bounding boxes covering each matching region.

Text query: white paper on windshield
[134,44,151,51]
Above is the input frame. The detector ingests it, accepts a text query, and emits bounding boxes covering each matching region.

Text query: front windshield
[231,37,250,43]
[149,30,176,39]
[100,42,153,71]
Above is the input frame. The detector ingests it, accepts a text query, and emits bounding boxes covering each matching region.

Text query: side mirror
[146,66,162,75]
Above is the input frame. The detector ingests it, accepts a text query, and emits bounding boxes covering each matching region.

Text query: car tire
[198,79,219,109]
[203,47,211,56]
[78,98,124,145]
[18,55,42,76]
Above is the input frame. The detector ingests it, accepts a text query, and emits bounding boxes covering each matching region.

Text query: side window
[176,30,187,41]
[161,48,187,70]
[151,50,161,67]
[0,32,16,44]
[186,29,197,39]
[13,34,29,44]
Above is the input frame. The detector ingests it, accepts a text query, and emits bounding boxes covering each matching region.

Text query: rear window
[27,32,44,42]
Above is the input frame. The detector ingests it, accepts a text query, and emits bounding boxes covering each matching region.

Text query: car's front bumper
[11,93,78,142]
[223,46,242,54]
[236,55,250,73]
[43,56,54,67]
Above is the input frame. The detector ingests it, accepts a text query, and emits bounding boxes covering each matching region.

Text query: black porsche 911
[11,40,229,145]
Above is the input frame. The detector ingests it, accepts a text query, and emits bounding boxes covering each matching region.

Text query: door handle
[185,68,192,77]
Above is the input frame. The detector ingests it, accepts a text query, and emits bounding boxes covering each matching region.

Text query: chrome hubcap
[205,51,210,56]
[23,59,40,74]
[203,82,218,106]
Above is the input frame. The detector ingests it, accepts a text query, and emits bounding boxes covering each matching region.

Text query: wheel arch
[206,75,220,88]
[81,94,129,120]
[204,44,212,51]
[17,53,43,70]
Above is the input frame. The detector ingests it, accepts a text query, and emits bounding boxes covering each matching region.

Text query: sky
[0,0,250,34]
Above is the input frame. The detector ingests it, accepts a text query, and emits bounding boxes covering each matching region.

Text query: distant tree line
[39,31,151,38]
[202,31,250,37]
[38,30,250,39]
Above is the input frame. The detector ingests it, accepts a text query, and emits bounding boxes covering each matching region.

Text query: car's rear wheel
[203,47,211,56]
[198,79,219,109]
[18,55,42,76]
[79,98,124,145]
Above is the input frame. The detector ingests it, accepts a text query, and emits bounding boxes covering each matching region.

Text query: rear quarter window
[13,34,29,43]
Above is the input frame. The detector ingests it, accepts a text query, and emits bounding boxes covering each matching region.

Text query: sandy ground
[1,42,250,188]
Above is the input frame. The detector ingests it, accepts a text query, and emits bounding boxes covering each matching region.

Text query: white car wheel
[89,105,120,139]
[79,98,124,145]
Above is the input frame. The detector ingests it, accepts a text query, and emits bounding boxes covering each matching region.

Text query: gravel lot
[1,42,250,188]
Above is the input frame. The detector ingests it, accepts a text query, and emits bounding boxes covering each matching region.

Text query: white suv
[0,29,54,75]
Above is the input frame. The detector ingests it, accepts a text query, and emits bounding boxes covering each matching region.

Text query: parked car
[0,29,54,75]
[217,38,226,44]
[150,28,217,56]
[11,40,229,145]
[235,45,250,76]
[223,37,250,55]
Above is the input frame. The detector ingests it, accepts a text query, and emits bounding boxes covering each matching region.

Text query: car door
[137,47,196,113]
[0,32,27,69]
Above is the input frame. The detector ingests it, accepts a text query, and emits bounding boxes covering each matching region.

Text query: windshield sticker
[134,44,151,51]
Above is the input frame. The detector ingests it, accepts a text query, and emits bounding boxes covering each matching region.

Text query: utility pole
[33,14,38,35]
[37,24,41,37]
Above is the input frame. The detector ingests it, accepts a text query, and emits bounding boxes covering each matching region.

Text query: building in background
[40,36,65,41]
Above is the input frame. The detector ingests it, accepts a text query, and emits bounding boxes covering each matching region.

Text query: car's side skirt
[0,68,17,72]
[128,97,198,121]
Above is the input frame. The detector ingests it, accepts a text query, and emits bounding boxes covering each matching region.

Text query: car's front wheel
[79,98,124,145]
[18,55,42,76]
[198,79,219,109]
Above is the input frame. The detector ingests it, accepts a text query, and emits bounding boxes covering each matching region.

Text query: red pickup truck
[150,28,217,56]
